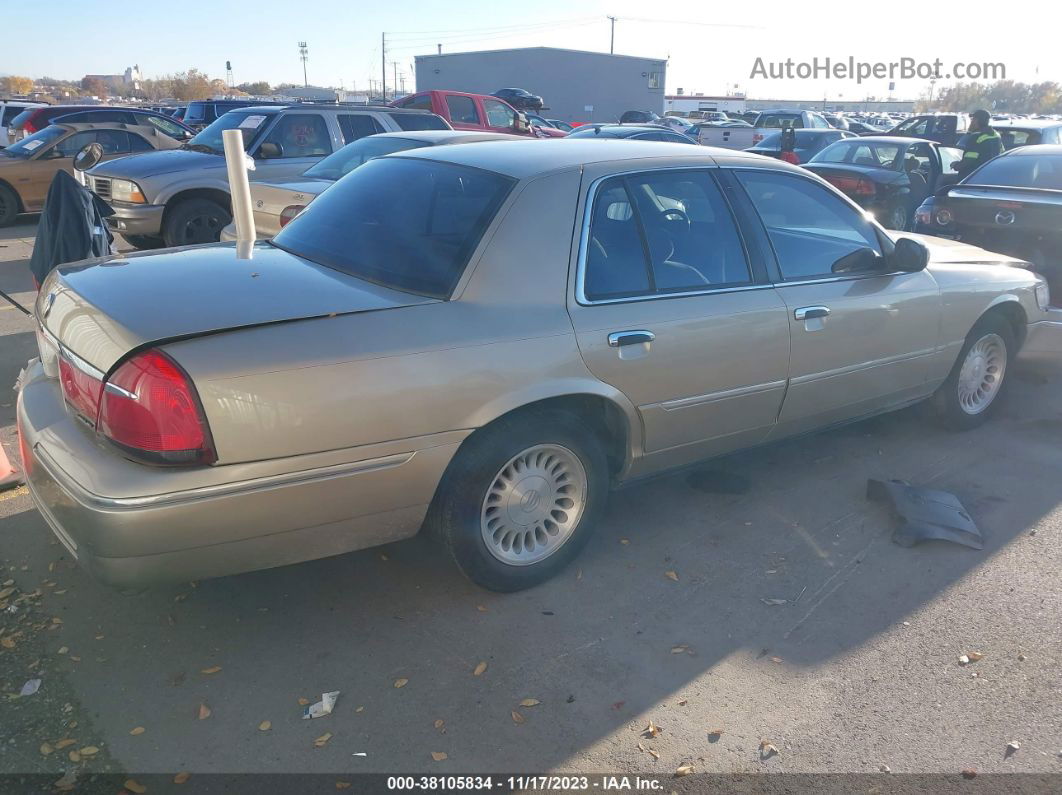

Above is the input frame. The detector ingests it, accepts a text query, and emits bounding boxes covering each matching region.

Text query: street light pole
[381,32,387,101]
[607,16,616,54]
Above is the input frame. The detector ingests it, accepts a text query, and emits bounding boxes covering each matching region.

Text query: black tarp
[28,170,114,287]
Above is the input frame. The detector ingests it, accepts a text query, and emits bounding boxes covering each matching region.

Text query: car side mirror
[831,246,884,274]
[890,237,930,273]
[257,142,283,159]
[513,113,530,134]
[73,142,104,172]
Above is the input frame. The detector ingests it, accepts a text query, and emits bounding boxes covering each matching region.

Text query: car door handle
[608,330,655,347]
[794,306,831,321]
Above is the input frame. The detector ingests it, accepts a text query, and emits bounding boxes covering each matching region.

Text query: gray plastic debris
[302,690,339,719]
[20,678,42,697]
[867,479,983,550]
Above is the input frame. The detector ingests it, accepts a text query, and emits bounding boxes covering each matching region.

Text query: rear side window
[583,170,751,301]
[387,112,449,132]
[400,95,433,112]
[736,170,882,280]
[445,95,480,125]
[997,129,1041,148]
[338,114,384,143]
[272,158,514,299]
[2,106,30,125]
[128,133,154,152]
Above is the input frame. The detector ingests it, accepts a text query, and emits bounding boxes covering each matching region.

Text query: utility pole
[381,32,387,101]
[437,43,442,54]
[391,61,399,99]
[607,16,617,54]
[298,41,308,87]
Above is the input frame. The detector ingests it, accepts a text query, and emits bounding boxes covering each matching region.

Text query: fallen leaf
[1,637,14,649]
[336,782,352,790]
[0,587,14,600]
[708,728,725,737]
[125,780,147,794]
[79,746,99,756]
[473,661,488,677]
[298,697,310,706]
[476,605,488,612]
[958,654,970,665]
[759,740,779,758]
[70,656,81,662]
[675,763,694,777]
[434,719,445,730]
[760,598,788,606]
[645,720,662,738]
[961,769,978,779]
[665,570,679,582]
[129,726,146,736]
[967,651,984,662]
[40,742,54,756]
[55,771,77,791]
[576,569,583,581]
[173,772,191,784]
[51,617,62,624]
[55,739,76,750]
[197,703,211,720]
[356,706,364,713]
[379,553,389,561]
[519,699,541,707]
[200,665,222,675]
[68,751,81,763]
[1006,741,1020,756]
[648,748,660,760]
[54,589,67,595]
[677,700,687,706]
[314,732,333,748]
[258,721,271,731]
[431,751,448,761]
[670,645,688,654]
[769,656,784,664]
[394,678,408,689]
[620,538,630,545]
[511,710,525,724]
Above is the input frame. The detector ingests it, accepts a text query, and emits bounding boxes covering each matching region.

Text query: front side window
[272,158,514,299]
[583,170,751,301]
[736,170,882,280]
[92,129,132,155]
[259,113,331,158]
[337,114,384,143]
[53,131,99,157]
[483,99,515,128]
[445,95,480,125]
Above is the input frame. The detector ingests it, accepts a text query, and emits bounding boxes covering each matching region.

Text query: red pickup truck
[390,90,566,138]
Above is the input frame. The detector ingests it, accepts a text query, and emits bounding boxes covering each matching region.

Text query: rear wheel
[0,184,21,228]
[122,234,166,250]
[933,314,1014,430]
[885,203,910,231]
[162,198,231,247]
[429,411,609,592]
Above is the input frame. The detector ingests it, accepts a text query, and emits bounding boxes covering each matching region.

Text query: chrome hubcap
[481,444,587,566]
[957,333,1006,415]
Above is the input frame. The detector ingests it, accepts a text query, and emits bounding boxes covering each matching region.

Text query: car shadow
[0,357,1058,775]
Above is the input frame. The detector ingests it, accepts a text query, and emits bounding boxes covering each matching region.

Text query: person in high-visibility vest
[954,109,1003,179]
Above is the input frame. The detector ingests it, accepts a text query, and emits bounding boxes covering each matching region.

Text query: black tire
[933,313,1015,430]
[0,183,21,228]
[885,203,910,231]
[162,198,231,248]
[429,410,609,592]
[122,234,166,250]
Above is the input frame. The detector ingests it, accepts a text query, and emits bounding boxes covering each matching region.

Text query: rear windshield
[272,157,514,299]
[303,136,428,181]
[755,131,834,149]
[387,112,449,132]
[996,128,1042,148]
[758,114,802,128]
[811,140,903,169]
[184,102,212,123]
[968,153,1062,190]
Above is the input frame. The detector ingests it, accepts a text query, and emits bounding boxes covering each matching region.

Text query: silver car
[17,140,1062,592]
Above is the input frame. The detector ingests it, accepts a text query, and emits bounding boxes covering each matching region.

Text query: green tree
[237,81,271,96]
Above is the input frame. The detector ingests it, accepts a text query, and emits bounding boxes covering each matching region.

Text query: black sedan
[745,129,854,164]
[914,145,1062,298]
[566,124,698,144]
[492,88,544,112]
[805,136,964,229]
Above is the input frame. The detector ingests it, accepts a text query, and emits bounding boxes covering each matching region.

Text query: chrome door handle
[794,306,831,321]
[608,330,655,347]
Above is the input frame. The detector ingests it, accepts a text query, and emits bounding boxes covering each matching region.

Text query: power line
[385,16,599,38]
[386,20,604,53]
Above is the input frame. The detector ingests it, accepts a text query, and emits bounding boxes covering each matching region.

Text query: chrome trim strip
[39,321,107,381]
[103,382,137,400]
[658,379,787,411]
[790,348,936,385]
[32,444,416,511]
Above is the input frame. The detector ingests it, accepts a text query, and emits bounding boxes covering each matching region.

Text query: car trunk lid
[38,241,435,372]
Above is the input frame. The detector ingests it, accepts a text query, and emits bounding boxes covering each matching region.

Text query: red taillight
[827,175,877,197]
[279,205,305,227]
[23,114,41,134]
[98,350,216,466]
[58,356,103,424]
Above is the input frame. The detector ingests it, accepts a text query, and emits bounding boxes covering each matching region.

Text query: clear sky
[2,0,1058,102]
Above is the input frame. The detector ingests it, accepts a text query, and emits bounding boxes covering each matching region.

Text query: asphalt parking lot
[1,219,1060,787]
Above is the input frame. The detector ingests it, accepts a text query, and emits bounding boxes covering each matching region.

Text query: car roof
[757,128,847,135]
[843,136,935,145]
[228,104,437,115]
[369,130,519,144]
[993,119,1062,129]
[1002,144,1062,156]
[50,121,178,135]
[395,138,784,179]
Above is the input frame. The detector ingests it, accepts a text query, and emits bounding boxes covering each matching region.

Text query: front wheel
[162,198,231,248]
[429,411,609,592]
[933,314,1014,430]
[0,184,21,228]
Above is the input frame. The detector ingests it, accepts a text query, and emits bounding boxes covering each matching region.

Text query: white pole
[222,128,255,258]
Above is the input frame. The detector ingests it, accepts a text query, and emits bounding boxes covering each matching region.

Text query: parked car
[0,123,182,227]
[1,100,45,146]
[18,140,1058,592]
[182,99,289,131]
[991,119,1062,149]
[697,109,833,150]
[566,124,698,144]
[846,120,882,136]
[85,105,450,249]
[220,130,521,240]
[745,129,855,164]
[885,114,969,147]
[492,88,544,112]
[914,145,1062,298]
[660,116,699,136]
[823,113,850,130]
[390,90,562,137]
[619,110,662,124]
[545,118,574,133]
[9,105,192,142]
[804,136,964,229]
[525,114,571,134]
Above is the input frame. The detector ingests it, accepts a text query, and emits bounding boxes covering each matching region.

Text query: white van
[0,101,45,146]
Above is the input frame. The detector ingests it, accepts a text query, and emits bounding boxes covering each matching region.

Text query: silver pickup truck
[85,104,449,249]
[697,109,835,150]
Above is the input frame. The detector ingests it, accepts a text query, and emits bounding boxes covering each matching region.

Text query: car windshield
[812,140,903,169]
[968,153,1062,189]
[0,125,67,158]
[302,136,428,181]
[185,111,275,154]
[271,157,514,299]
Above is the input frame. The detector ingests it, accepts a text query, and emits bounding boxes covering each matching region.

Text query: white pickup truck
[696,109,834,150]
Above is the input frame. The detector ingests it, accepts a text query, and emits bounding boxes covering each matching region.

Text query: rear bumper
[105,203,165,237]
[16,360,459,589]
